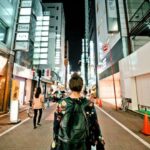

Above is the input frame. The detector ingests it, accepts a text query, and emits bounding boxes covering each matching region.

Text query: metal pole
[110,50,117,110]
[38,69,41,87]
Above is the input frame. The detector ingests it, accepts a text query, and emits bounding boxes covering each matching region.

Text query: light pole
[110,49,117,111]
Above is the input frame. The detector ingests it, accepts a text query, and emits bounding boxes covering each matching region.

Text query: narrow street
[0,102,150,150]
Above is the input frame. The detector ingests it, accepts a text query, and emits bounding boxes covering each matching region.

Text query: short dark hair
[69,73,83,92]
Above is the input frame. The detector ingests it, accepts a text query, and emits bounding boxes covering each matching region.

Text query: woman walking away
[51,72,105,150]
[32,87,44,129]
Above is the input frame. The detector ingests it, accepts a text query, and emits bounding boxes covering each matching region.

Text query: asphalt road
[0,102,150,150]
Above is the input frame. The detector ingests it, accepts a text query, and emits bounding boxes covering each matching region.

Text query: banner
[10,79,20,123]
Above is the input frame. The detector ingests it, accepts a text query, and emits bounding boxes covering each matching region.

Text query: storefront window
[0,20,8,43]
[0,56,7,111]
[105,0,119,33]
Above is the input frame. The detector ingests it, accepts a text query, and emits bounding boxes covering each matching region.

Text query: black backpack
[56,97,89,143]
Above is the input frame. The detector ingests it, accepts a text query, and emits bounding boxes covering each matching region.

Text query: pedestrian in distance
[83,89,88,98]
[32,87,44,129]
[51,72,105,150]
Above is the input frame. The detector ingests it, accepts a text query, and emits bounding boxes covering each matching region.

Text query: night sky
[42,0,85,71]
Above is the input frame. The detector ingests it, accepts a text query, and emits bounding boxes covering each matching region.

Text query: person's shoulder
[57,97,72,105]
[56,97,72,113]
[82,97,94,108]
[40,94,44,97]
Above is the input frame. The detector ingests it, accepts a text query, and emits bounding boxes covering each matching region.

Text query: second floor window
[0,20,8,43]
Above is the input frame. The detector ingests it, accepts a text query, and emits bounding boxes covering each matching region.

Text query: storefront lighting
[0,56,7,71]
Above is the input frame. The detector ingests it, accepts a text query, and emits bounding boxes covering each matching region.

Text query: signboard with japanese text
[14,41,29,51]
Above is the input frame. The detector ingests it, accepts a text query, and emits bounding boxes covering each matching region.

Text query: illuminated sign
[17,24,30,31]
[16,33,29,41]
[21,0,32,7]
[13,63,33,79]
[19,16,31,23]
[14,41,29,51]
[0,56,7,73]
[20,8,31,15]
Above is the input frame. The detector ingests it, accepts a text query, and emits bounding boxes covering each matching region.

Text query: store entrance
[0,76,6,111]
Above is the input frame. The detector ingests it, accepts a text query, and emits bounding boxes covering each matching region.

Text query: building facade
[86,0,150,111]
[119,0,150,111]
[0,0,19,113]
[43,3,65,84]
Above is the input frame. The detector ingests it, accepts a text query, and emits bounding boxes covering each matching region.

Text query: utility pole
[84,39,88,87]
[64,41,69,89]
[37,69,41,87]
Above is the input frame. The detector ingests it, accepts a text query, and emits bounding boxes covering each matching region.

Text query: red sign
[102,43,109,52]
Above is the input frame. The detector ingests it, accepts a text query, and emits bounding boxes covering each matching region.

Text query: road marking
[0,118,30,137]
[96,106,150,149]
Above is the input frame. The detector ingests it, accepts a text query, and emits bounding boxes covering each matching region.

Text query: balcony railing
[128,0,150,33]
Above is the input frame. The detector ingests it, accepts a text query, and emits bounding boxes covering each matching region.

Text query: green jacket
[53,97,102,150]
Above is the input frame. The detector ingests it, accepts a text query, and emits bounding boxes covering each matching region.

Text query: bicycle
[27,100,34,118]
[121,98,132,111]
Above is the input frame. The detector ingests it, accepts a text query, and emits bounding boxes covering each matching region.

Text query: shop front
[13,63,33,108]
[0,55,8,112]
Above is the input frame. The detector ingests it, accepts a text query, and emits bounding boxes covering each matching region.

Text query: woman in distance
[32,87,44,129]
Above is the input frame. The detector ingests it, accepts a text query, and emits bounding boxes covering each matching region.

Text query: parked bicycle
[121,98,132,111]
[27,100,34,118]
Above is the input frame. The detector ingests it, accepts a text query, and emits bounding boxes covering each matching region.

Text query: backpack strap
[81,104,89,136]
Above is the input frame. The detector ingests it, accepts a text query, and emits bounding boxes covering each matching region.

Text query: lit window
[34,48,41,52]
[44,11,50,16]
[40,53,47,58]
[56,34,60,38]
[33,53,40,59]
[40,59,47,64]
[36,21,42,26]
[35,37,41,41]
[35,31,41,36]
[55,60,60,64]
[43,16,50,20]
[41,37,48,41]
[41,48,48,52]
[41,31,48,36]
[37,16,43,21]
[43,21,49,26]
[34,42,40,47]
[33,60,40,65]
[41,42,48,47]
[42,26,49,31]
[36,26,42,31]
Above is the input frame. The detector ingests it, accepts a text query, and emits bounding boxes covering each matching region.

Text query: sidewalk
[0,102,55,135]
[0,105,29,134]
[97,100,150,143]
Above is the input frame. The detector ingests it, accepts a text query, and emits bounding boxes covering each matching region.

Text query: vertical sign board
[10,79,20,123]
